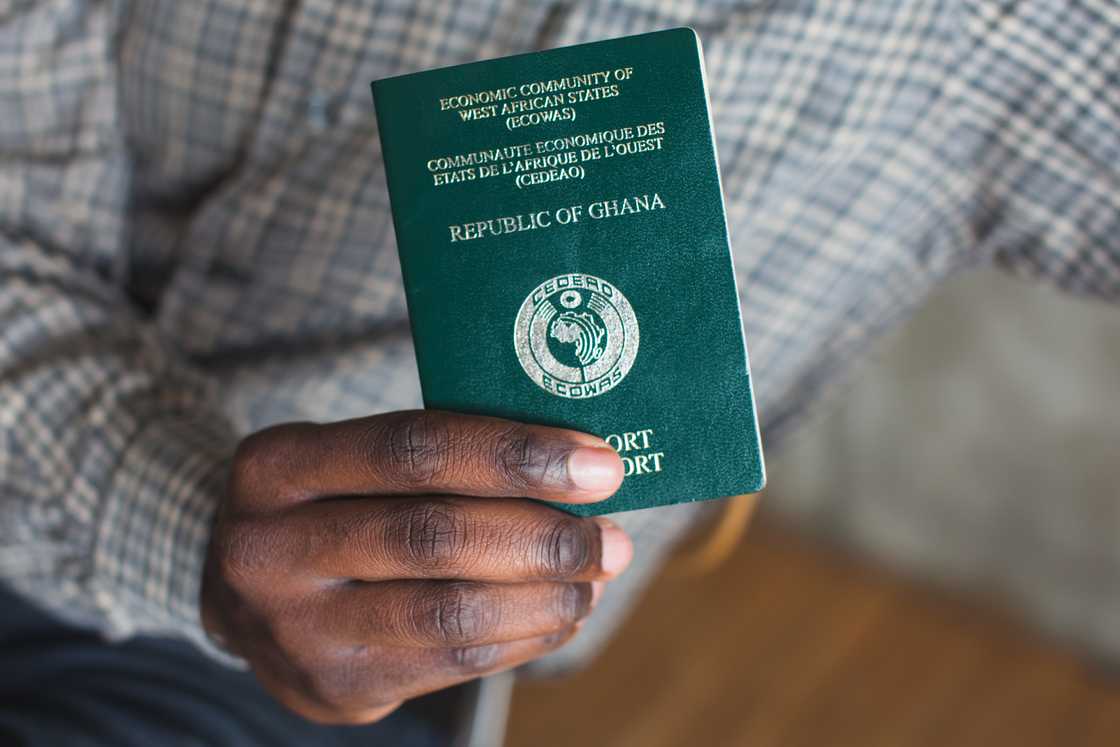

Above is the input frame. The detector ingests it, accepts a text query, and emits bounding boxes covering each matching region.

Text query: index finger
[239,410,624,506]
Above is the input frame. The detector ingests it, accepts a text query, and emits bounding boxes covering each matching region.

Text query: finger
[284,496,633,582]
[319,580,596,648]
[232,411,624,508]
[343,625,581,707]
[402,623,581,699]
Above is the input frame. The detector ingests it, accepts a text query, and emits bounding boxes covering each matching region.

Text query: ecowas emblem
[514,273,639,399]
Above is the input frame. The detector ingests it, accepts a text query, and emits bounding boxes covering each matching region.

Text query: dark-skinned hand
[201,410,631,724]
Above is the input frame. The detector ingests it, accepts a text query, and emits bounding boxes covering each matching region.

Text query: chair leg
[453,670,516,747]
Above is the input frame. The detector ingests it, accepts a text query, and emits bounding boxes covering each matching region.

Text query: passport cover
[372,28,764,516]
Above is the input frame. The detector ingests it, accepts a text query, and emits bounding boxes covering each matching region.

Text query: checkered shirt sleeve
[0,1,236,656]
[1,0,1119,667]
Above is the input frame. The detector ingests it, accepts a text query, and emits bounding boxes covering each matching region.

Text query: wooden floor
[508,515,1120,747]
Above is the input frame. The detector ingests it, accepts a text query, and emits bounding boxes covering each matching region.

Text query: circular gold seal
[514,273,639,399]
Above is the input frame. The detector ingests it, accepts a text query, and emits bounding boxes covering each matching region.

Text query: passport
[371,28,764,516]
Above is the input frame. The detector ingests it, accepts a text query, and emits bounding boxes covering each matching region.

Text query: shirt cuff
[93,412,245,667]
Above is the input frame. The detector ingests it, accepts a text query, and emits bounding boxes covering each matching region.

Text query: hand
[201,410,631,724]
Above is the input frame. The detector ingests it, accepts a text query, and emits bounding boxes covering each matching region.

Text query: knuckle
[448,643,502,674]
[386,500,471,571]
[213,518,278,587]
[374,412,454,486]
[415,582,500,645]
[230,422,315,497]
[537,518,596,577]
[493,425,565,490]
[229,435,270,497]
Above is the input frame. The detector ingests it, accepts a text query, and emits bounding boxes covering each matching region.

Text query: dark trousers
[0,585,463,746]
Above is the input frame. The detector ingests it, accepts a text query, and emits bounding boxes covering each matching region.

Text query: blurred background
[507,269,1120,745]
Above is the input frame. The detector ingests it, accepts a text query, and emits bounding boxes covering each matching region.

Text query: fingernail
[595,517,633,577]
[567,447,624,494]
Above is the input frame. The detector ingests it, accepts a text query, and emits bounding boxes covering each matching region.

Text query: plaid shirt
[2,0,1119,666]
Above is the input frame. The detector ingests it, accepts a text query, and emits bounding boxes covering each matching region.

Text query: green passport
[371,28,764,516]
